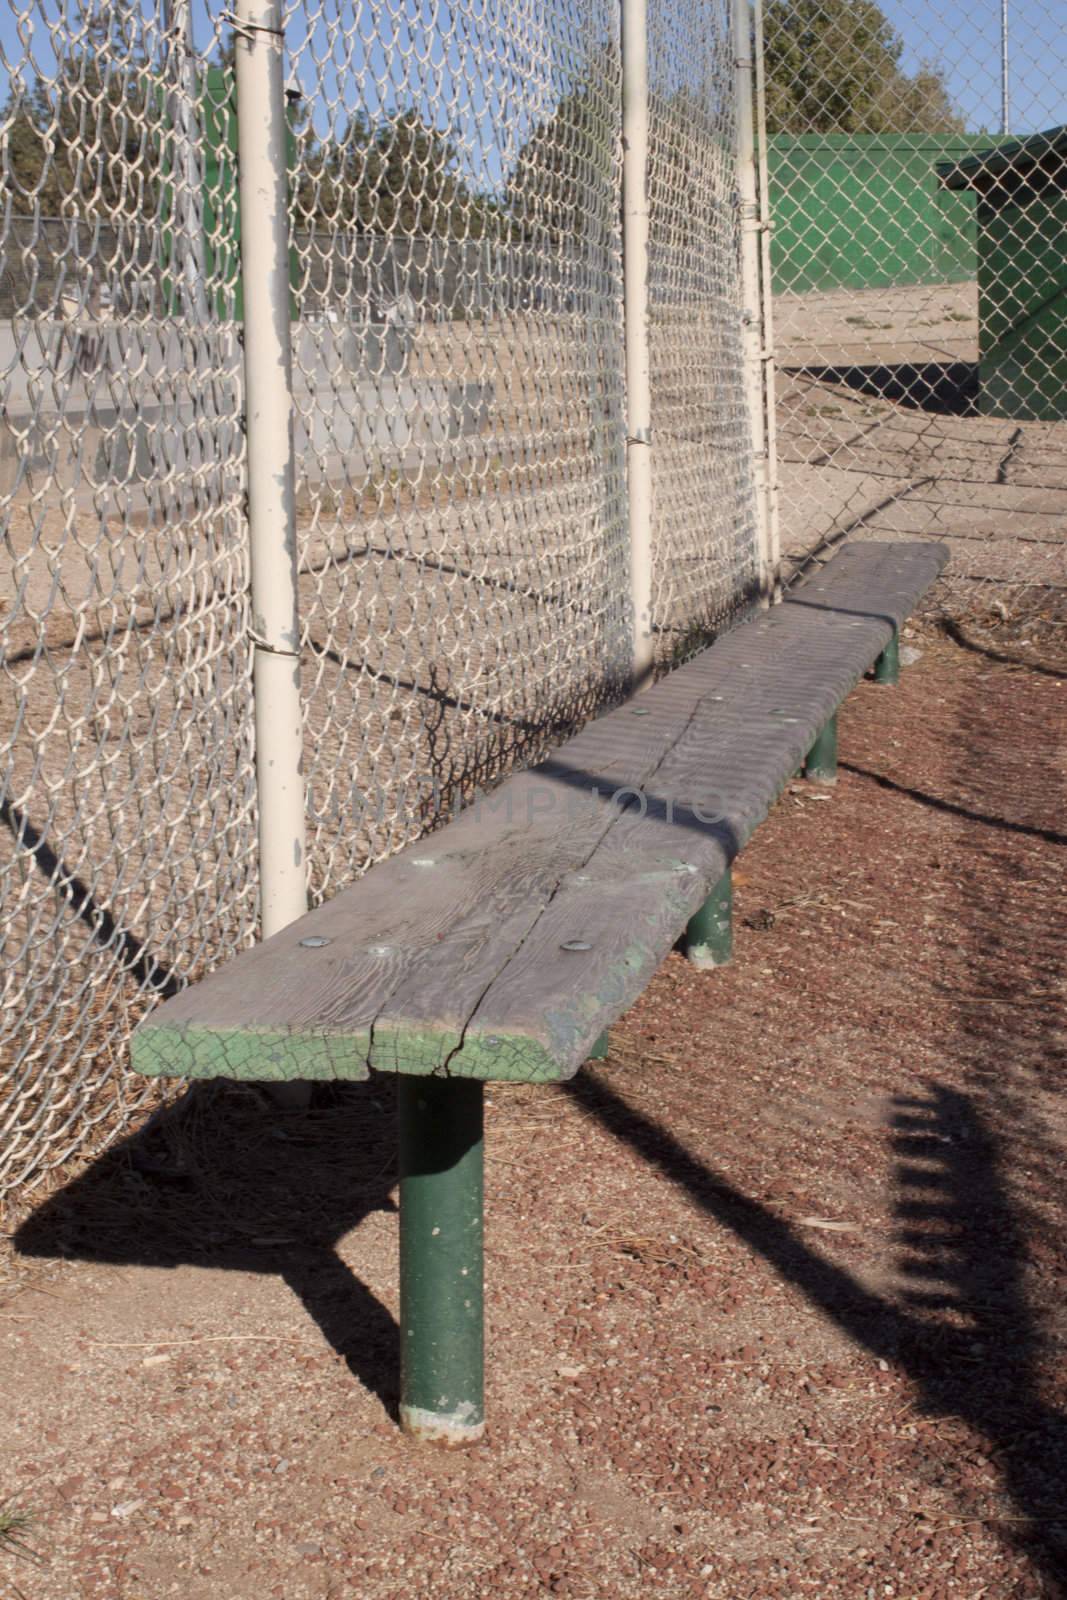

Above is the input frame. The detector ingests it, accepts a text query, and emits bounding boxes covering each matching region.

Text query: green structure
[939,128,1067,422]
[162,65,296,320]
[198,66,242,317]
[683,870,733,969]
[398,1078,485,1444]
[767,133,994,295]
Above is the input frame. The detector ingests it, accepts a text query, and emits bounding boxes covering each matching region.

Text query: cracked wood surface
[131,540,948,1084]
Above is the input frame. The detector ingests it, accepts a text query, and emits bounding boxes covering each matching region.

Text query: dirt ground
[1,615,1064,1599]
[773,282,1067,611]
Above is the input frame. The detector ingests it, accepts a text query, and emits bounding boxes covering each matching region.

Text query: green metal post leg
[873,632,900,685]
[398,1077,485,1445]
[684,868,733,969]
[804,713,838,785]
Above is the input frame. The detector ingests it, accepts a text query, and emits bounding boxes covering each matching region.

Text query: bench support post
[873,632,900,685]
[398,1077,485,1445]
[804,713,838,785]
[684,868,733,969]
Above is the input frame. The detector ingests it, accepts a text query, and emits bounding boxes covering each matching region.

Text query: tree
[505,72,618,253]
[297,109,499,238]
[3,0,498,245]
[763,0,963,135]
[506,61,731,278]
[1,2,156,218]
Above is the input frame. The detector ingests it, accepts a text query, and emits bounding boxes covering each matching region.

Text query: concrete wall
[0,320,492,507]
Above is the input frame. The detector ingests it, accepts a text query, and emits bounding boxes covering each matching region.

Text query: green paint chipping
[804,714,838,785]
[684,870,733,970]
[543,940,660,1061]
[873,633,900,685]
[399,1078,485,1444]
[368,1021,565,1082]
[130,1026,372,1082]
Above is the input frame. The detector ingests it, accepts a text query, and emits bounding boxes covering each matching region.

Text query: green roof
[938,125,1067,190]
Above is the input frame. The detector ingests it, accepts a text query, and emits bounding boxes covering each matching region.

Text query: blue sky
[1,0,1064,183]
[881,0,1066,134]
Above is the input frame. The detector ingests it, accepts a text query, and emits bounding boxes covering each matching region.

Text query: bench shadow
[787,361,979,416]
[564,1070,1067,1589]
[14,1080,402,1420]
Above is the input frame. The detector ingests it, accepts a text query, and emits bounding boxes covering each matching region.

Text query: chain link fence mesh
[763,0,1067,633]
[281,0,633,899]
[1,0,758,1203]
[648,0,761,662]
[0,3,257,1203]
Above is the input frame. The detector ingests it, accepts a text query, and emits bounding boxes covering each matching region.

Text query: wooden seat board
[374,539,949,1078]
[131,669,721,1080]
[132,539,947,1085]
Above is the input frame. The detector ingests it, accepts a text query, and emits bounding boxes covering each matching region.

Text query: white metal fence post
[622,0,655,687]
[752,0,780,601]
[234,0,309,1101]
[735,0,777,604]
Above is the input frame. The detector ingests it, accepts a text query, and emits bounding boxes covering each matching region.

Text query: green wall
[767,133,994,295]
[975,185,1067,420]
[162,66,296,320]
[199,67,242,318]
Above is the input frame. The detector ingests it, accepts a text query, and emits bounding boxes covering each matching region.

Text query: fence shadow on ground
[564,1071,1067,1589]
[15,1080,403,1418]
[0,795,182,998]
[787,361,979,416]
[839,759,1067,847]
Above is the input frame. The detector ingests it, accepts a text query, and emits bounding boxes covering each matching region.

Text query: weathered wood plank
[132,540,947,1084]
[131,663,719,1080]
[372,541,949,1078]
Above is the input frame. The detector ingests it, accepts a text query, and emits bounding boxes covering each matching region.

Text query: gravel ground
[2,617,1064,1599]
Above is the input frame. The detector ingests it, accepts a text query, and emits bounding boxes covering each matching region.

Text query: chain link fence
[281,0,634,899]
[647,0,760,659]
[0,0,758,1203]
[7,0,1066,1206]
[0,3,258,1205]
[762,0,1067,631]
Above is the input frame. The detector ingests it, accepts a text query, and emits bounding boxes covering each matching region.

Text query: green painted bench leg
[398,1077,485,1445]
[588,1030,609,1061]
[873,632,900,685]
[684,868,732,969]
[804,713,838,786]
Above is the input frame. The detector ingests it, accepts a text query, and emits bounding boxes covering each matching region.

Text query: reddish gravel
[1,619,1065,1599]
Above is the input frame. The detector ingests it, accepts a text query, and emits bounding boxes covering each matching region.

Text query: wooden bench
[132,538,947,1444]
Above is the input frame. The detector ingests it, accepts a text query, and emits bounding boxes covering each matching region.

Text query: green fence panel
[767,133,994,295]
